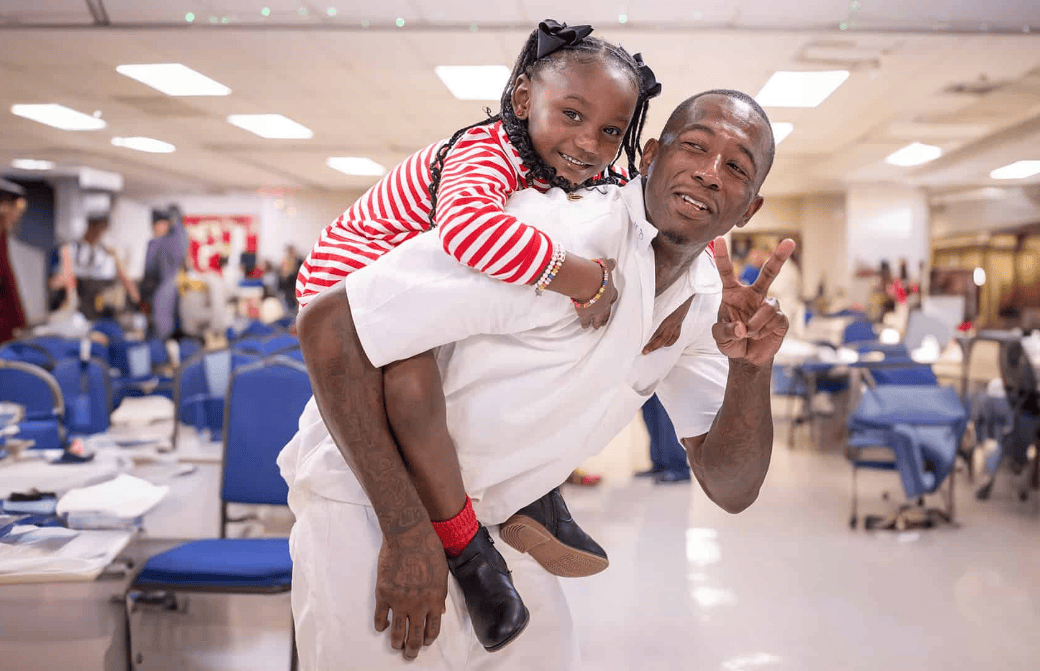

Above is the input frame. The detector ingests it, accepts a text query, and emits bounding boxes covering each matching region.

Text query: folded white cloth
[56,473,168,520]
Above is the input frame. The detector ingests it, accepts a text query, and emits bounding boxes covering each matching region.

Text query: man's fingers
[404,614,426,659]
[711,236,741,289]
[746,298,779,337]
[425,611,442,646]
[374,602,390,633]
[389,610,407,650]
[712,320,747,344]
[751,239,795,296]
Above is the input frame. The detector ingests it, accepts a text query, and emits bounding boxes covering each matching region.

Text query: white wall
[846,186,929,276]
[799,194,847,298]
[931,186,1040,237]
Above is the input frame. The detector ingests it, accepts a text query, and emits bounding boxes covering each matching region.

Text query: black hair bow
[536,19,594,59]
[633,53,662,99]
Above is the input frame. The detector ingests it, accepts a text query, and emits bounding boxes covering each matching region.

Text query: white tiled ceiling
[1,1,1039,197]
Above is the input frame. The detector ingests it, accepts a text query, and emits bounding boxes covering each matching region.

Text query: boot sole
[499,514,609,578]
[484,606,530,653]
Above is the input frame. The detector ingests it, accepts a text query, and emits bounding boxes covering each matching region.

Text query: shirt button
[567,193,582,201]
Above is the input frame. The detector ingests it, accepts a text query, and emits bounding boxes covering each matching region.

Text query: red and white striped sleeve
[433,133,556,286]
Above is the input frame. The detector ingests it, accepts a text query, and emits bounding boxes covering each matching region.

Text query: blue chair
[177,337,203,364]
[0,360,66,450]
[258,333,299,357]
[227,321,278,343]
[0,340,56,371]
[111,341,175,407]
[231,335,266,355]
[273,316,295,331]
[847,383,967,530]
[172,349,259,446]
[843,320,877,345]
[51,358,112,436]
[853,342,938,386]
[128,357,311,669]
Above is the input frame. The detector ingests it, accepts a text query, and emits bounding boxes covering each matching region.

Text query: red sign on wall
[183,215,258,276]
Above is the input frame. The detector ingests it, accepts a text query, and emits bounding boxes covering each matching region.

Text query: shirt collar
[620,176,722,296]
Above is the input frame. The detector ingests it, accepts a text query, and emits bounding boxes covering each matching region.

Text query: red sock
[431,497,479,557]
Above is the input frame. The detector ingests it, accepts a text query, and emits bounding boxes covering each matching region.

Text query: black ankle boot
[447,525,529,652]
[500,486,608,578]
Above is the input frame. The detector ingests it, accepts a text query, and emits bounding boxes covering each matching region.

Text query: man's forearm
[683,359,773,514]
[296,284,430,538]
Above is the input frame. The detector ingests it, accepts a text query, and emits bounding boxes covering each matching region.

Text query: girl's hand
[643,296,693,354]
[574,259,618,329]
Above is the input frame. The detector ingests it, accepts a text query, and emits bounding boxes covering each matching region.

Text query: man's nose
[693,155,722,190]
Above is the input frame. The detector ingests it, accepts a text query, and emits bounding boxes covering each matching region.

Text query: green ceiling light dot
[327,7,337,17]
[395,17,405,28]
[298,7,308,16]
[470,22,478,32]
[361,19,370,28]
[185,12,194,22]
[839,22,848,30]
[850,0,860,10]
[619,14,628,24]
[221,16,229,24]
[209,16,218,24]
[261,7,270,17]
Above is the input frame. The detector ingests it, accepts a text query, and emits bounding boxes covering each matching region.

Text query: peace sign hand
[710,237,796,368]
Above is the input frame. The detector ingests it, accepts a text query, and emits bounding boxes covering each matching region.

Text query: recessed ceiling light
[755,71,850,108]
[990,160,1040,180]
[116,63,231,96]
[327,157,387,176]
[112,136,176,153]
[885,142,942,167]
[771,122,794,144]
[227,114,313,139]
[12,159,55,170]
[435,65,511,101]
[11,104,107,130]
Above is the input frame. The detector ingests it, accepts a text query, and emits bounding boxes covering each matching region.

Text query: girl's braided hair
[428,22,660,224]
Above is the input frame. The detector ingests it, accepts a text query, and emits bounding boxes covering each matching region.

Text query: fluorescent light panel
[435,65,511,101]
[756,71,850,108]
[112,136,176,153]
[11,104,106,130]
[116,63,231,96]
[12,159,55,170]
[227,114,313,139]
[771,122,794,144]
[327,157,387,176]
[990,160,1040,180]
[885,142,942,167]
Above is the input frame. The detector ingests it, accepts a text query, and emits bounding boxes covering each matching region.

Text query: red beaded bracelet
[573,258,610,309]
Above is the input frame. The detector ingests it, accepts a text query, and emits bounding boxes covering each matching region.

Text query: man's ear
[640,138,660,176]
[737,195,765,228]
[511,75,532,119]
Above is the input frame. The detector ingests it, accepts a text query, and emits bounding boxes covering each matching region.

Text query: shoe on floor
[447,526,530,652]
[500,487,608,578]
[654,470,692,484]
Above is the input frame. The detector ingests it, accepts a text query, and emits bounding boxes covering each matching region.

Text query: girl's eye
[563,110,580,121]
[604,127,622,137]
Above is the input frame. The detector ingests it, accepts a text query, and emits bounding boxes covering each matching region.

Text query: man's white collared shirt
[278,178,729,523]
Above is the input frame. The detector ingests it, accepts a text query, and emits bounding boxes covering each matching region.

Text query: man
[49,213,140,319]
[279,90,792,669]
[140,207,187,339]
[0,178,28,343]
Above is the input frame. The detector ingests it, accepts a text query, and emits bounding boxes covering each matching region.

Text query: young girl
[297,20,681,651]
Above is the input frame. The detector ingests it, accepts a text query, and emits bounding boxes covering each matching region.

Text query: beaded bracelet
[573,258,610,309]
[535,248,567,296]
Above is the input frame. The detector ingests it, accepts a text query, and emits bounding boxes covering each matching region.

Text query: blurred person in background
[140,206,187,339]
[279,244,303,312]
[0,178,28,342]
[740,246,765,285]
[49,213,140,320]
[635,394,693,483]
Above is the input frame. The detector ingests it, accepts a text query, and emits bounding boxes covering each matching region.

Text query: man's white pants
[288,490,579,670]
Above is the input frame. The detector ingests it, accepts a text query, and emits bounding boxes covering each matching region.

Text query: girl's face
[512,57,639,186]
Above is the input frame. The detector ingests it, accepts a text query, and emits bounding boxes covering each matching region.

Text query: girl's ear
[511,74,533,119]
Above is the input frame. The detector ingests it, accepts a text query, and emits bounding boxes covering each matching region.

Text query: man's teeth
[680,195,708,211]
[561,153,590,168]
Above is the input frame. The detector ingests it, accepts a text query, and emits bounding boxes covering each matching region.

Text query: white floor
[560,414,1040,671]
